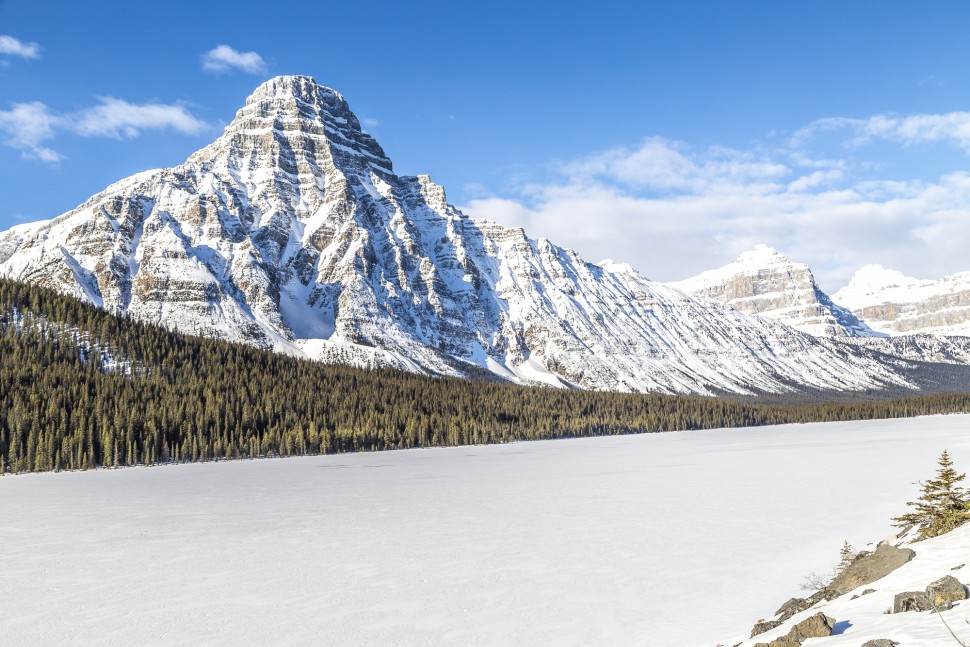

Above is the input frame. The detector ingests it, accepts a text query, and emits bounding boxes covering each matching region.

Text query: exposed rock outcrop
[750,619,782,637]
[892,590,933,613]
[926,574,968,608]
[892,574,968,613]
[773,592,826,622]
[826,543,916,598]
[753,612,836,647]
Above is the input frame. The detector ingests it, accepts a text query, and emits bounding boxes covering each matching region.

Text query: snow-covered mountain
[670,244,873,337]
[0,75,945,396]
[834,264,970,336]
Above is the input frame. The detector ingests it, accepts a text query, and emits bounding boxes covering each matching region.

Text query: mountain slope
[0,76,937,396]
[7,276,970,474]
[834,264,970,336]
[670,244,873,337]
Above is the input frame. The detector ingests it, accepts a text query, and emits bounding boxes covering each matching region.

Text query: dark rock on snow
[925,574,968,609]
[892,591,933,613]
[774,597,812,622]
[892,574,968,613]
[753,612,836,647]
[750,619,783,637]
[827,543,915,598]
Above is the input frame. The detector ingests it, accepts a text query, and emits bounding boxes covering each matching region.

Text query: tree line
[1,278,968,475]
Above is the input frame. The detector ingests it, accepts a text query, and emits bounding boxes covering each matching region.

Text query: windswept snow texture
[3,415,970,646]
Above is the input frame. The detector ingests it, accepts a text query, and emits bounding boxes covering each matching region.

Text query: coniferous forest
[1,277,968,475]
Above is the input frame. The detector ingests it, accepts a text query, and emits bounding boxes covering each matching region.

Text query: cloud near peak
[0,98,210,164]
[461,126,970,291]
[201,45,267,75]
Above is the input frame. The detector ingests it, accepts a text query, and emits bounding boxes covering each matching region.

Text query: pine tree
[893,450,970,539]
[836,540,854,573]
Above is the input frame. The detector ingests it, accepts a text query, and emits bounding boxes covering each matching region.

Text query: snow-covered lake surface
[3,414,970,646]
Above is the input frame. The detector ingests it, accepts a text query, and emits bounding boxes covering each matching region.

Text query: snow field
[2,414,970,646]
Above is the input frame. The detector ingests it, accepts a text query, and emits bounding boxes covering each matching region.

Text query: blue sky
[3,1,970,290]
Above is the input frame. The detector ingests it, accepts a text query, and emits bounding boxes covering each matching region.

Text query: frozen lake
[3,414,970,646]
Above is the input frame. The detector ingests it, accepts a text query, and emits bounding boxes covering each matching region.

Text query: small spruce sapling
[836,540,855,574]
[800,539,854,591]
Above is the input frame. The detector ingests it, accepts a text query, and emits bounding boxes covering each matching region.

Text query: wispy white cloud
[0,98,209,164]
[0,35,41,60]
[73,97,209,139]
[461,129,970,291]
[792,111,970,152]
[0,102,65,162]
[557,138,790,195]
[201,45,267,75]
[361,117,381,130]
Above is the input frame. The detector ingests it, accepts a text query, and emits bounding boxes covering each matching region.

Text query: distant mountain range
[669,244,874,338]
[1,76,968,396]
[672,244,970,339]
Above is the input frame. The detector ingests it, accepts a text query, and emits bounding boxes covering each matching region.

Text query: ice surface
[2,415,970,646]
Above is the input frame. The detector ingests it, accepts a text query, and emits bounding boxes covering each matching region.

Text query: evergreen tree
[3,276,970,475]
[836,540,854,573]
[893,450,970,539]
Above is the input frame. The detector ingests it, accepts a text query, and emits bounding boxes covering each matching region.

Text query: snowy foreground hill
[3,415,969,646]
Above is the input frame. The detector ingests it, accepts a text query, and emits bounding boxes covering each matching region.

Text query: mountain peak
[671,244,873,337]
[245,75,343,104]
[191,75,391,173]
[735,244,789,266]
[844,264,914,291]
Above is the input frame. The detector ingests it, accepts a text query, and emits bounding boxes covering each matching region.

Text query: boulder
[753,612,837,647]
[893,591,932,613]
[774,597,810,622]
[926,574,968,608]
[861,640,897,647]
[787,612,837,640]
[773,590,826,621]
[827,543,915,597]
[774,597,808,618]
[751,619,783,637]
[851,587,877,600]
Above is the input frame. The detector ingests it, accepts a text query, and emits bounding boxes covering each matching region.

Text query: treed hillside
[1,278,968,475]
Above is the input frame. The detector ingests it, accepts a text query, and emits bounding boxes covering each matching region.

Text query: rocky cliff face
[833,264,970,336]
[0,76,932,395]
[670,245,873,337]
